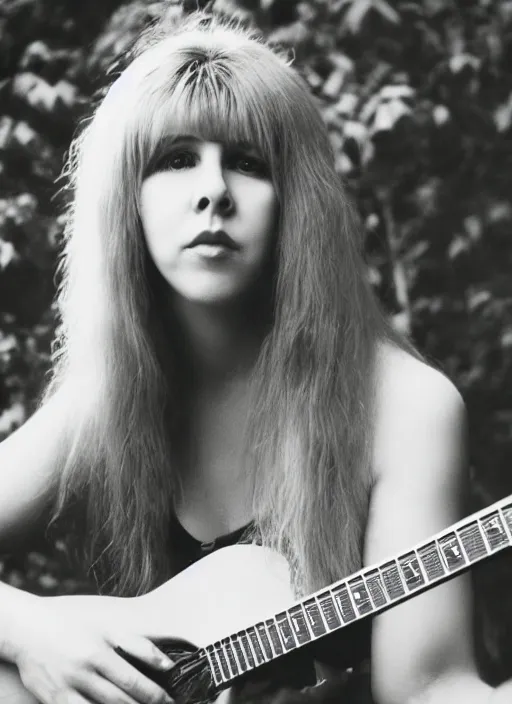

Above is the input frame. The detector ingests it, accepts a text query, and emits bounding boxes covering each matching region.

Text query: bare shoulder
[372,341,466,486]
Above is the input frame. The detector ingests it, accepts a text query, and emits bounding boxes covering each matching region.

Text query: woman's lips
[186,229,239,250]
[185,243,235,259]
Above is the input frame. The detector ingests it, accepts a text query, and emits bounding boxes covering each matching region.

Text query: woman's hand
[10,594,175,704]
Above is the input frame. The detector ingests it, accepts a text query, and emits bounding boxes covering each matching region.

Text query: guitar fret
[239,631,256,668]
[332,583,356,622]
[502,504,512,536]
[288,605,312,644]
[230,635,248,672]
[214,642,231,680]
[381,560,406,600]
[458,522,488,562]
[255,623,273,660]
[348,576,373,615]
[398,551,425,591]
[205,645,224,686]
[315,596,331,631]
[303,598,327,637]
[438,532,466,571]
[221,638,239,678]
[276,612,298,651]
[317,590,342,630]
[364,569,388,608]
[418,541,446,580]
[480,512,509,551]
[265,619,284,655]
[248,626,268,664]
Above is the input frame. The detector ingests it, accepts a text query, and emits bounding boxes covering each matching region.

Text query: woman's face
[139,135,278,306]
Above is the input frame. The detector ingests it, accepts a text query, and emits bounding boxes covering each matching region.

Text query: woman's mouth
[186,243,235,259]
[184,229,239,260]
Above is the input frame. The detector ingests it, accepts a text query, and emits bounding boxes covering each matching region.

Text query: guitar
[121,494,512,704]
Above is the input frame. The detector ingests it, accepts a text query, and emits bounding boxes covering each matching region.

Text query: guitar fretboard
[203,496,512,688]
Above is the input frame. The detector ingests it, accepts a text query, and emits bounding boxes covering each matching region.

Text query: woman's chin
[171,285,249,308]
[164,272,259,308]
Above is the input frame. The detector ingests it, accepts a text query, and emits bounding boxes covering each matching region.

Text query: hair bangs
[132,55,283,189]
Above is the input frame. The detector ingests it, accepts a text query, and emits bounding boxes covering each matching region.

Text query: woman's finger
[109,635,174,672]
[94,650,173,704]
[75,671,159,704]
[58,693,94,704]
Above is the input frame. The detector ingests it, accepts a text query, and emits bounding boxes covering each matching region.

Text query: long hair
[45,9,421,596]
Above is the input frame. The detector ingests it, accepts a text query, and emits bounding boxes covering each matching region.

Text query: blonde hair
[46,9,420,596]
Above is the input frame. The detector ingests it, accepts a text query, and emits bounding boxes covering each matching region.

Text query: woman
[0,8,508,704]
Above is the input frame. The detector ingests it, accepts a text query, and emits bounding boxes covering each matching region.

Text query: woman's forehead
[147,110,271,160]
[152,132,261,152]
[135,70,281,168]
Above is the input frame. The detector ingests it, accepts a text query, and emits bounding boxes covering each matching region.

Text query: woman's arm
[365,346,495,704]
[0,392,175,704]
[0,390,68,552]
[0,583,41,663]
[0,390,69,659]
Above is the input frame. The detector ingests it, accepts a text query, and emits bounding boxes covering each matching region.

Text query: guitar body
[135,544,295,646]
[0,546,318,704]
[129,544,320,703]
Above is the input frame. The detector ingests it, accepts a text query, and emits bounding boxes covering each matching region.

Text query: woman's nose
[196,191,233,216]
[194,158,234,216]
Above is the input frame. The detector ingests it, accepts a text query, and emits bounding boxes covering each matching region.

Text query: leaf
[501,328,512,349]
[467,290,492,312]
[11,121,39,151]
[38,574,59,590]
[380,85,415,102]
[391,310,411,335]
[344,0,372,34]
[53,80,78,110]
[373,0,400,25]
[488,202,512,223]
[0,116,14,150]
[343,0,400,32]
[370,99,411,134]
[0,240,17,269]
[432,104,450,125]
[405,240,430,262]
[366,265,382,285]
[13,73,56,112]
[448,235,470,260]
[335,92,358,117]
[449,53,481,74]
[343,119,368,143]
[19,40,52,70]
[323,67,346,99]
[0,402,25,435]
[464,215,482,242]
[494,92,512,133]
[335,151,354,174]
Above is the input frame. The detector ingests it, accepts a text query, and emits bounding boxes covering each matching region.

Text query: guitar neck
[203,495,512,688]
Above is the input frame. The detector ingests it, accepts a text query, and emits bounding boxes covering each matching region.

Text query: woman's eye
[156,150,197,171]
[147,149,269,177]
[231,154,269,177]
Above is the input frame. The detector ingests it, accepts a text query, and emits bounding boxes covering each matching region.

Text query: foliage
[0,0,511,684]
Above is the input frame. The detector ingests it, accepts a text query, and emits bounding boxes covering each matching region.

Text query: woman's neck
[171,296,270,386]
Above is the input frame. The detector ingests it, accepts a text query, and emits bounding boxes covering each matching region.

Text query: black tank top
[169,512,256,572]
